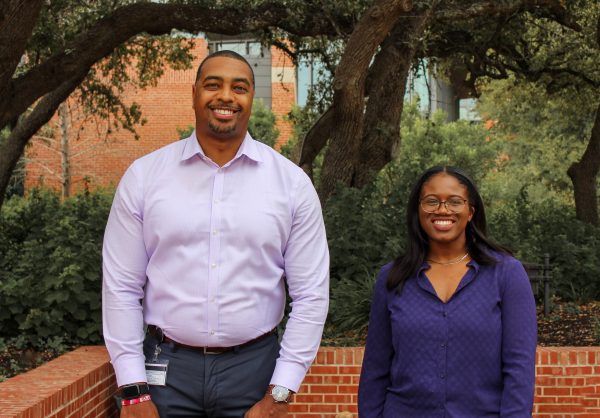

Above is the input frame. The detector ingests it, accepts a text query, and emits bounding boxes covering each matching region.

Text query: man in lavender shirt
[102,50,329,418]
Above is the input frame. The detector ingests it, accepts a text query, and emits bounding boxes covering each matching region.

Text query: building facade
[24,37,297,194]
[24,38,471,194]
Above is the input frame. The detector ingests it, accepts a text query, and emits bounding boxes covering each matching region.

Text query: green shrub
[247,99,280,147]
[325,184,404,283]
[0,188,112,346]
[488,192,600,301]
[324,106,600,339]
[329,272,376,335]
[0,336,69,381]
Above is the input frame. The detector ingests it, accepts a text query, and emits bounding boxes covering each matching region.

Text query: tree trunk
[354,10,432,188]
[0,1,43,104]
[567,103,600,226]
[297,8,429,186]
[0,75,84,208]
[0,1,356,208]
[59,103,71,199]
[318,0,412,202]
[0,2,352,132]
[298,107,334,179]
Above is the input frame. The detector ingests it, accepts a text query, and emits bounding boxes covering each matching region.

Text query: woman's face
[418,173,474,247]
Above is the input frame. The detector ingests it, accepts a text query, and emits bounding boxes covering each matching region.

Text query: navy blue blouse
[358,254,537,418]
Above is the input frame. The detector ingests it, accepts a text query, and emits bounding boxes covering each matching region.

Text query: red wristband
[121,394,152,406]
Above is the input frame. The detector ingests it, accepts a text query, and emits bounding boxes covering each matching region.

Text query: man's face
[192,56,254,141]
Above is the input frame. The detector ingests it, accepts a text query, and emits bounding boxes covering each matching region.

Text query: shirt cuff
[111,354,147,387]
[269,359,308,393]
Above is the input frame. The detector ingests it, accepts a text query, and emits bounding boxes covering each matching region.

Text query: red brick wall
[0,347,117,418]
[270,45,296,149]
[25,41,209,194]
[290,348,362,417]
[25,39,298,193]
[535,347,600,417]
[1,346,599,418]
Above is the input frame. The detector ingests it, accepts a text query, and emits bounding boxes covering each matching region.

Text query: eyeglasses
[420,197,468,213]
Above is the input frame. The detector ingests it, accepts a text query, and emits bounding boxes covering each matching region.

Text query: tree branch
[0,73,86,207]
[26,159,62,181]
[435,0,580,31]
[0,0,43,129]
[567,102,600,225]
[0,1,356,131]
[298,107,334,169]
[355,8,433,188]
[32,135,58,144]
[31,136,61,155]
[0,0,44,102]
[318,0,412,202]
[70,139,119,160]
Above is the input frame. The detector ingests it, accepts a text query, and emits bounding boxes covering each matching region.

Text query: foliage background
[326,97,600,337]
[1,93,599,348]
[0,189,110,346]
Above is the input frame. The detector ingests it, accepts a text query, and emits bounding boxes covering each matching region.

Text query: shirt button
[440,343,446,348]
[440,373,445,379]
[443,312,448,317]
[212,230,218,235]
[211,263,217,268]
[210,330,215,335]
[210,297,216,303]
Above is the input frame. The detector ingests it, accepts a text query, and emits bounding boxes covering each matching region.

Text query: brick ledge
[0,346,598,418]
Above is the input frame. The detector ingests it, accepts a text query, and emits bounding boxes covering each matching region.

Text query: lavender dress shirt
[358,254,537,417]
[102,132,329,392]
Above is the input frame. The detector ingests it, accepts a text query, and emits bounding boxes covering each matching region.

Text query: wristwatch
[119,383,150,400]
[269,385,293,403]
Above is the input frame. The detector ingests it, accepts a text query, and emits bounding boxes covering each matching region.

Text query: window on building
[210,41,264,57]
[459,98,480,122]
[296,58,328,106]
[405,62,431,114]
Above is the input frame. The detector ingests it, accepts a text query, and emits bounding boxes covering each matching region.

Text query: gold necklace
[427,253,469,265]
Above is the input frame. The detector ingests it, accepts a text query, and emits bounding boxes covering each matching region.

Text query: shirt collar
[180,131,203,161]
[180,131,264,163]
[416,257,480,296]
[467,258,480,273]
[234,132,264,163]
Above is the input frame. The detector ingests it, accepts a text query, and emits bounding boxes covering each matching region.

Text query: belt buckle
[203,347,221,355]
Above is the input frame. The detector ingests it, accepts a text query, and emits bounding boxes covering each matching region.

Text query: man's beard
[208,120,236,135]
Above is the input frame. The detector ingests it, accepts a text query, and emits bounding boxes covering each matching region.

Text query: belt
[147,325,276,355]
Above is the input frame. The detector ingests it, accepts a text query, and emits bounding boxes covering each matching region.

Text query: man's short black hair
[195,50,255,87]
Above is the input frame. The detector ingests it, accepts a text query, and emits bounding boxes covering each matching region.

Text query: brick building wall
[1,346,599,418]
[25,40,296,194]
[270,45,296,149]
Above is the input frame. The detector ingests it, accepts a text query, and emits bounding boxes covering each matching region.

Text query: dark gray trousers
[142,332,280,418]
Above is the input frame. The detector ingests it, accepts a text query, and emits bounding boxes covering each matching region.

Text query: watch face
[271,385,290,402]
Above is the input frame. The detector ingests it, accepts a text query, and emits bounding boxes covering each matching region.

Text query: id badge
[145,360,169,386]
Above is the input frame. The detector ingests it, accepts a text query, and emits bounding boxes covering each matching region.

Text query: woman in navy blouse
[358,166,537,418]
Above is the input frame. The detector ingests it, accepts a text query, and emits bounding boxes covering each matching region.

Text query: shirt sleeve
[358,266,394,417]
[269,175,329,392]
[499,258,537,417]
[102,163,149,387]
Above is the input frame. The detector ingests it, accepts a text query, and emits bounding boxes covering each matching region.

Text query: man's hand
[120,400,160,418]
[244,395,288,418]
